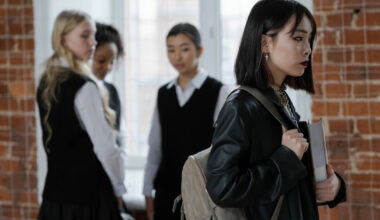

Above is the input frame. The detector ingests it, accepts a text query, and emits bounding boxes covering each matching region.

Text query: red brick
[357,119,371,134]
[370,102,380,116]
[0,159,21,172]
[0,8,5,21]
[0,24,5,35]
[357,119,380,134]
[312,82,323,98]
[352,83,380,98]
[326,48,352,63]
[321,30,341,46]
[0,39,7,51]
[9,82,34,98]
[9,23,22,35]
[351,205,372,220]
[353,48,366,63]
[22,6,33,20]
[326,137,349,159]
[343,0,364,6]
[312,101,340,116]
[368,49,380,64]
[326,13,347,28]
[8,0,22,5]
[329,119,354,134]
[345,29,365,45]
[0,144,8,157]
[0,83,8,95]
[313,51,322,64]
[369,66,380,80]
[325,73,340,81]
[25,22,34,35]
[325,83,351,98]
[6,8,18,21]
[336,204,350,220]
[0,189,11,202]
[314,0,336,11]
[0,115,8,127]
[367,29,380,44]
[342,101,369,116]
[366,12,380,26]
[19,38,34,51]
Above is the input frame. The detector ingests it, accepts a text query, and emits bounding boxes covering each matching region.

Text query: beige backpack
[173,86,285,220]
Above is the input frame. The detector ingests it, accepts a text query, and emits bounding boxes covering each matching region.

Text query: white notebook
[307,119,328,183]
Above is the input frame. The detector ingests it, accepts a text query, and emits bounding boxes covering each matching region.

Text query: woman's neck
[178,67,198,90]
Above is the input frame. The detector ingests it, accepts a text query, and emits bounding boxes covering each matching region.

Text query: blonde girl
[36,10,125,220]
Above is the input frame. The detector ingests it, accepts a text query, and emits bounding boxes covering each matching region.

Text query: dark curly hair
[95,22,124,58]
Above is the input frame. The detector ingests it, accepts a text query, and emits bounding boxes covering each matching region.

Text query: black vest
[37,70,114,203]
[104,82,121,131]
[153,76,222,193]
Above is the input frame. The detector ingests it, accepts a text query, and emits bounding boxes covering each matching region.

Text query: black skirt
[37,186,122,220]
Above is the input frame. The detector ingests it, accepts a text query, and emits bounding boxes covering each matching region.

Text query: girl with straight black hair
[206,0,346,219]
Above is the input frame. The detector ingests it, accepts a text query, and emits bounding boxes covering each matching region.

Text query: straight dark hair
[234,0,316,93]
[166,22,201,50]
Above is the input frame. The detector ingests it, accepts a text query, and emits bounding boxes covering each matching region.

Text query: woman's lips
[175,64,185,69]
[300,61,309,67]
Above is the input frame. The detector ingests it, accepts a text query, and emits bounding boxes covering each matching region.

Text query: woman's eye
[294,37,303,42]
[182,48,189,52]
[81,35,89,39]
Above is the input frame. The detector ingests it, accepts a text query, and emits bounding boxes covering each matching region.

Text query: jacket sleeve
[206,98,307,208]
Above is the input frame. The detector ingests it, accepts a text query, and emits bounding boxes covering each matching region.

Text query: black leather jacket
[206,88,346,220]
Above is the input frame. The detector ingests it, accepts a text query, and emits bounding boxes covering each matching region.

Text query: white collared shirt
[73,82,127,198]
[51,58,127,196]
[142,69,230,196]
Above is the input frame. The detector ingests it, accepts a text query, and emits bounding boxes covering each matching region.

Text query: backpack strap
[271,195,285,220]
[238,86,289,129]
[238,85,287,220]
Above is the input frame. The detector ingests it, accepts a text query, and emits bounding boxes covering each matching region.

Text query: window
[122,0,200,209]
[220,0,259,84]
[124,0,200,158]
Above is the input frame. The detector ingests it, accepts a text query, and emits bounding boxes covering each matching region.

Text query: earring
[265,53,269,61]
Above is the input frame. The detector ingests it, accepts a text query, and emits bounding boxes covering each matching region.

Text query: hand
[281,126,309,160]
[117,197,123,210]
[145,196,154,220]
[315,164,341,202]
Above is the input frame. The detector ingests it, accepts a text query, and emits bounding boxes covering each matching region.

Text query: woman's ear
[261,34,271,53]
[196,46,204,58]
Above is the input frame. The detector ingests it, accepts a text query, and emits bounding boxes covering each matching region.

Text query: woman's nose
[174,51,182,60]
[304,41,311,56]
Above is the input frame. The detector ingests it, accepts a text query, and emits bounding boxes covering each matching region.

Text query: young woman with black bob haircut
[206,0,346,219]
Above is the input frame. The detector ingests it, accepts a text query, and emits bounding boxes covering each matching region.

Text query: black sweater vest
[104,81,121,131]
[154,76,222,193]
[37,70,114,203]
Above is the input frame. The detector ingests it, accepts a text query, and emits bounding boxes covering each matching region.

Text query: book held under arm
[307,119,328,183]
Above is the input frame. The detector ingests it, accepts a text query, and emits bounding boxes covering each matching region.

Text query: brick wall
[313,0,380,219]
[0,0,39,219]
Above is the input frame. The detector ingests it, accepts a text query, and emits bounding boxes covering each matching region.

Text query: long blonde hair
[39,10,116,152]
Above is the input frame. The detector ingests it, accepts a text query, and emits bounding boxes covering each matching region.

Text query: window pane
[220,0,259,84]
[124,0,199,157]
